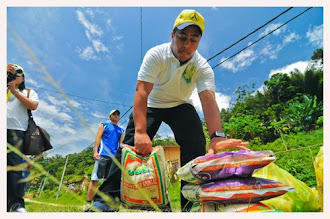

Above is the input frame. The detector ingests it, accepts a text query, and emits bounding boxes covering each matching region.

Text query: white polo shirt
[138,42,215,108]
[7,89,39,131]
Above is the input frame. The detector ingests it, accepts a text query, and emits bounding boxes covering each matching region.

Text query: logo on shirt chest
[182,63,196,84]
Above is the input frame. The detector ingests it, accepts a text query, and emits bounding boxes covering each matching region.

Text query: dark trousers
[7,129,26,211]
[94,103,206,212]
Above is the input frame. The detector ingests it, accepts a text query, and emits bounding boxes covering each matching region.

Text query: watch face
[215,131,225,137]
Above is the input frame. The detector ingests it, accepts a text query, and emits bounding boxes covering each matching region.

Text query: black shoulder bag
[24,89,53,155]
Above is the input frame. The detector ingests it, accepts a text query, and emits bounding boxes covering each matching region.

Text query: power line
[207,7,294,62]
[211,7,313,69]
[29,86,132,107]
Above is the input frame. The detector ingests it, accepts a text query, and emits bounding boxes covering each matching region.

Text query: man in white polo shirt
[90,9,249,212]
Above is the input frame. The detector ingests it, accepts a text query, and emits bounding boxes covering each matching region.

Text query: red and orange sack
[182,177,293,204]
[191,202,281,212]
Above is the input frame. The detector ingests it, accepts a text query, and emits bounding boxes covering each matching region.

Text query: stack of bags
[177,150,294,212]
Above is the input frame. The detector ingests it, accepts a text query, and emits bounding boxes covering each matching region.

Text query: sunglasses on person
[112,113,120,116]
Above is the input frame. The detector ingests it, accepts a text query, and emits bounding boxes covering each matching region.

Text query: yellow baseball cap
[173,9,205,34]
[109,109,120,116]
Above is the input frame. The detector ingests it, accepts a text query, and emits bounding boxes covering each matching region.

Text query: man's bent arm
[133,80,154,155]
[199,90,223,137]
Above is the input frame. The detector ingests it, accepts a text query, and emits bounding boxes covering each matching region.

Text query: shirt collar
[166,42,197,66]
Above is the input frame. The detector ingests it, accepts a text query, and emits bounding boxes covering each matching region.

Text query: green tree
[286,95,323,132]
[223,114,266,141]
[311,48,323,64]
[152,134,177,146]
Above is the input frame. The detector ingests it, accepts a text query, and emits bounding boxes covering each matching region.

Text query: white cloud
[92,39,109,53]
[220,29,300,72]
[215,92,231,110]
[190,89,231,114]
[106,18,114,31]
[76,10,103,37]
[48,122,100,156]
[47,96,81,108]
[260,43,283,60]
[220,49,256,72]
[85,8,95,18]
[91,112,106,119]
[260,32,299,61]
[25,78,39,87]
[34,115,76,135]
[85,30,92,41]
[256,85,267,95]
[113,36,124,41]
[268,61,309,78]
[259,23,286,37]
[283,32,300,44]
[306,24,323,48]
[255,61,309,95]
[77,46,98,60]
[36,99,74,123]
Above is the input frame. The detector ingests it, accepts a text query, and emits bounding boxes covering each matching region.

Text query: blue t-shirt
[98,122,124,157]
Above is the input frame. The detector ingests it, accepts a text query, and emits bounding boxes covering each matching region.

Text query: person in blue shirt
[85,109,124,205]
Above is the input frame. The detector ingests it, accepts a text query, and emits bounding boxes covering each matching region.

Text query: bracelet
[13,90,19,96]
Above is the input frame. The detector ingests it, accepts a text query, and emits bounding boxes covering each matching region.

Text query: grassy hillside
[25,128,323,212]
[249,128,323,187]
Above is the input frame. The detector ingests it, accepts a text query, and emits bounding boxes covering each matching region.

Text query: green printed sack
[121,146,170,210]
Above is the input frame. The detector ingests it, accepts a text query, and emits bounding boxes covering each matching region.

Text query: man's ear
[171,31,174,39]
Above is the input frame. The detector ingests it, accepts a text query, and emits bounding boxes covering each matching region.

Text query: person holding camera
[7,64,39,212]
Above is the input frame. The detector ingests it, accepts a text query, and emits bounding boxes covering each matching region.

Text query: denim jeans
[93,103,206,212]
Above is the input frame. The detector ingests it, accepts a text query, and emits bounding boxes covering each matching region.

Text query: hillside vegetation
[25,49,323,211]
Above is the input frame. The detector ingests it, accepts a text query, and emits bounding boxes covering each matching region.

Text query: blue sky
[7,7,323,157]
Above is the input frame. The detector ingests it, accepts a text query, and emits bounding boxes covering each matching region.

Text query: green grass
[24,128,323,212]
[250,128,323,187]
[25,201,82,212]
[25,179,182,212]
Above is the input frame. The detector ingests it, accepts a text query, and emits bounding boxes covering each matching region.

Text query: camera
[7,72,17,83]
[7,65,23,83]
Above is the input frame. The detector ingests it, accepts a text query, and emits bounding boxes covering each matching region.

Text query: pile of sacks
[177,150,294,212]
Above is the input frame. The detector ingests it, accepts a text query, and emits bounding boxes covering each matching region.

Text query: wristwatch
[210,131,226,139]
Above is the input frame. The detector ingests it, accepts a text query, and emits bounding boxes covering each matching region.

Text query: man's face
[171,25,202,63]
[110,112,120,122]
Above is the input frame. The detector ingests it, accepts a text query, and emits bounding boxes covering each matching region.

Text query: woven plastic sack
[314,147,323,211]
[253,162,321,212]
[177,150,276,184]
[191,202,280,212]
[121,146,170,210]
[190,202,217,212]
[182,177,293,204]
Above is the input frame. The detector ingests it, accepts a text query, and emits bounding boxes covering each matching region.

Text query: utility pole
[38,171,49,197]
[37,177,44,198]
[56,155,69,200]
